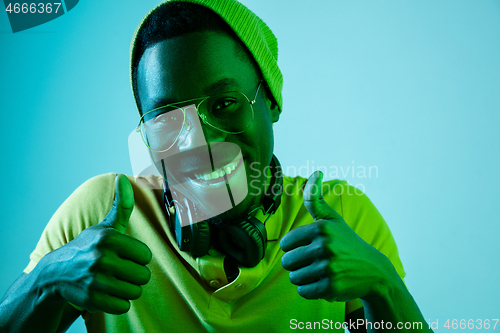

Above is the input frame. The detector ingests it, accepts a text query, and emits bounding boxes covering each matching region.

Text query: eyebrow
[148,78,241,112]
[204,78,240,94]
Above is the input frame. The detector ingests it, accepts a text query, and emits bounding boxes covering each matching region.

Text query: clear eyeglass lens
[140,105,186,152]
[140,91,254,152]
[198,91,254,133]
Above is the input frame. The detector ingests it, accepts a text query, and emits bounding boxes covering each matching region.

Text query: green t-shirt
[24,173,405,332]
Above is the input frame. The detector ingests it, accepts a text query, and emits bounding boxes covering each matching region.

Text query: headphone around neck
[163,155,283,268]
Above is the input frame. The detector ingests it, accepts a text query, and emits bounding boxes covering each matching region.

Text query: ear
[270,98,280,123]
[264,86,280,123]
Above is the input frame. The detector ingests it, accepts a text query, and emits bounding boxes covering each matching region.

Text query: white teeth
[194,160,239,182]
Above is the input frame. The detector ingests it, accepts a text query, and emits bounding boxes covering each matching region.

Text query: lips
[158,145,248,224]
[194,158,239,180]
[168,142,242,184]
[191,157,242,185]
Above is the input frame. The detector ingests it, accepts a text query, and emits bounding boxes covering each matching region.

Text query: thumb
[100,174,135,234]
[303,171,342,221]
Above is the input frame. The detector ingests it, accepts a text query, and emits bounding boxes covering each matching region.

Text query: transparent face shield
[128,85,261,226]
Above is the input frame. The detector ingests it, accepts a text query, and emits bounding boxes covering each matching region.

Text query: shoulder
[69,172,117,203]
[282,174,349,195]
[281,175,349,216]
[53,173,117,224]
[44,173,162,237]
[280,175,393,249]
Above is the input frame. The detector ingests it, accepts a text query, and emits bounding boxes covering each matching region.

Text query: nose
[177,106,227,152]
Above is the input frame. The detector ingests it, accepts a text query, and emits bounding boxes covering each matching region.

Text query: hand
[41,175,152,314]
[280,171,395,302]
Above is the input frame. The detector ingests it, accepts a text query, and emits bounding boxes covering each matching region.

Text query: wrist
[363,256,405,306]
[30,255,67,307]
[359,261,431,332]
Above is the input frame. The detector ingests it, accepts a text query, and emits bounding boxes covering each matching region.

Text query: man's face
[136,31,279,223]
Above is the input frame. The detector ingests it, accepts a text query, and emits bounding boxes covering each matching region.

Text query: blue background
[1,1,499,332]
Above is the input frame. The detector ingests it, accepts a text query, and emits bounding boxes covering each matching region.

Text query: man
[0,1,431,332]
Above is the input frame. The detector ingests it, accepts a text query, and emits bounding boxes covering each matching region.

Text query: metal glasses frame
[136,81,263,152]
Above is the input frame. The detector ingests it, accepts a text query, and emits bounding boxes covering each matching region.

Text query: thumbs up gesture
[280,171,396,303]
[99,174,136,233]
[48,175,152,314]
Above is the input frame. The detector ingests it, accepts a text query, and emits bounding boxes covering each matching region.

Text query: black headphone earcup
[190,221,211,258]
[218,217,267,268]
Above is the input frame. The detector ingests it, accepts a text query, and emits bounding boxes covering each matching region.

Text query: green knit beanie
[129,0,283,114]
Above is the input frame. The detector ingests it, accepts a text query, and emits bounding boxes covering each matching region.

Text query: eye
[153,113,181,124]
[213,99,236,111]
[153,115,166,123]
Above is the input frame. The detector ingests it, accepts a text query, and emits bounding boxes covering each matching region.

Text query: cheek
[247,111,275,167]
[256,111,275,153]
[253,98,275,135]
[246,120,274,153]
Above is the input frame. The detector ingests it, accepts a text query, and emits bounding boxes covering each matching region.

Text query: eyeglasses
[136,81,263,152]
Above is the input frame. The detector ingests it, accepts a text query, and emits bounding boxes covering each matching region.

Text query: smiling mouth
[189,157,243,186]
